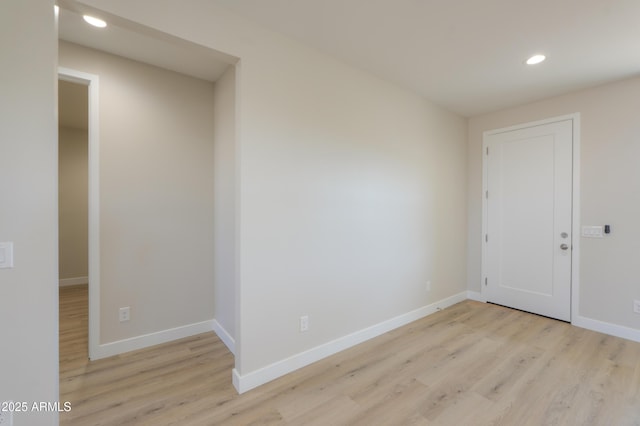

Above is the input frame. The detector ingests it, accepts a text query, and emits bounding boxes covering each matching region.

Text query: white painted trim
[573,315,640,344]
[569,115,581,324]
[232,291,468,393]
[480,113,581,323]
[467,291,485,302]
[233,60,243,375]
[483,113,581,136]
[58,67,101,361]
[232,368,242,392]
[91,320,216,360]
[59,276,88,287]
[213,319,235,355]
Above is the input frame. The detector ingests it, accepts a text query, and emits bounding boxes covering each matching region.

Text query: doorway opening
[58,78,89,366]
[58,68,100,361]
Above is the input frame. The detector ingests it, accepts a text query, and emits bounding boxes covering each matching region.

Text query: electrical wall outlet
[299,315,309,332]
[633,300,640,314]
[0,404,13,426]
[426,281,431,292]
[119,306,130,322]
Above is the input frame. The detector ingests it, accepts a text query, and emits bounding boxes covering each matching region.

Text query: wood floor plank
[59,286,640,425]
[347,379,431,426]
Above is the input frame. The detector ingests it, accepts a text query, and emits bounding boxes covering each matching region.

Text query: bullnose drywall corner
[213,64,237,344]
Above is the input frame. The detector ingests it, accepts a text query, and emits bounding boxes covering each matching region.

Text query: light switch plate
[0,403,13,425]
[0,242,14,268]
[581,226,604,238]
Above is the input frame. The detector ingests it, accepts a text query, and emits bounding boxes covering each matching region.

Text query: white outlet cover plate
[119,307,130,322]
[0,242,14,268]
[581,226,604,238]
[300,316,309,332]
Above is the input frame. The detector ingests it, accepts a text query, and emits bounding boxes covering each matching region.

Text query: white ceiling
[211,0,640,116]
[58,6,234,82]
[58,1,640,117]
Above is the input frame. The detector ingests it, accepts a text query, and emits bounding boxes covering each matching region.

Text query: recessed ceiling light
[526,54,546,65]
[83,15,107,28]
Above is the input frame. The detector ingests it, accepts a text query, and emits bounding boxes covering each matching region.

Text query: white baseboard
[572,315,640,344]
[59,276,88,287]
[467,291,485,302]
[91,319,215,360]
[233,368,242,392]
[232,291,468,394]
[213,319,235,355]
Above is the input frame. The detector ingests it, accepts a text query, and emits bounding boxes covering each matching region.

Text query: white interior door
[484,119,573,321]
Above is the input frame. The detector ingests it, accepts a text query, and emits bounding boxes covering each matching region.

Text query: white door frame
[58,67,101,359]
[481,113,581,324]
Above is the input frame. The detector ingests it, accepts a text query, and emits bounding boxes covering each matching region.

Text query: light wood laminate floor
[60,285,640,425]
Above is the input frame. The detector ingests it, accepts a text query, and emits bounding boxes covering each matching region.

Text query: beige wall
[59,41,217,344]
[9,0,637,416]
[236,40,468,375]
[213,66,237,340]
[59,126,89,281]
[78,0,469,383]
[468,76,640,332]
[0,0,59,424]
[238,46,468,375]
